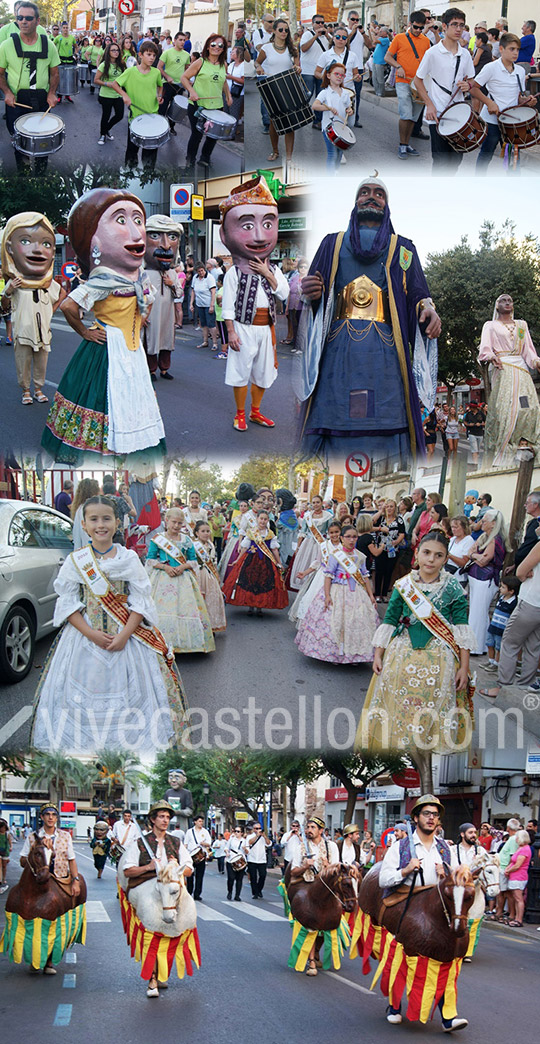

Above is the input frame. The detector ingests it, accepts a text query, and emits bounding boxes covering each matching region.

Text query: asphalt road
[244,76,540,177]
[2,591,540,755]
[0,312,298,460]
[0,81,243,177]
[0,839,538,1043]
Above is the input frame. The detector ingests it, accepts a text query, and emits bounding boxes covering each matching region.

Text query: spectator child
[485,574,520,670]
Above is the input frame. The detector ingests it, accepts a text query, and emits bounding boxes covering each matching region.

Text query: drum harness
[12,33,49,95]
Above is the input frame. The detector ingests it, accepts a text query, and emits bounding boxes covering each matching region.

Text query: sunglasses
[350,17,359,21]
[276,27,288,32]
[17,14,36,20]
[334,34,347,40]
[210,41,224,47]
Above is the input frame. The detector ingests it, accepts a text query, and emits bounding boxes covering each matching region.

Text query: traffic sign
[191,193,204,221]
[170,183,193,223]
[392,768,420,788]
[345,452,370,478]
[118,0,135,14]
[381,827,395,848]
[61,262,78,279]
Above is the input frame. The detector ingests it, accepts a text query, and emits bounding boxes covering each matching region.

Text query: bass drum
[13,112,65,156]
[257,69,313,134]
[129,113,170,148]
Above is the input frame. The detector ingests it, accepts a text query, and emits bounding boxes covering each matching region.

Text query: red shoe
[249,408,275,427]
[233,410,247,431]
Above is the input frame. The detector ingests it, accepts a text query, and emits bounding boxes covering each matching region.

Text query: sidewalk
[483,915,540,942]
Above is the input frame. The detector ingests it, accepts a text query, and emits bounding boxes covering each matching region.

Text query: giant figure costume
[295,179,438,460]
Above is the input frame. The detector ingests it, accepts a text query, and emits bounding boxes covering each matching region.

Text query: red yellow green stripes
[287,917,350,972]
[465,916,482,958]
[277,878,293,922]
[348,907,462,1023]
[0,905,86,969]
[118,885,201,981]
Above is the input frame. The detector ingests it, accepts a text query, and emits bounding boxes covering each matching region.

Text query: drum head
[331,120,355,143]
[499,105,535,124]
[131,113,169,134]
[198,109,236,127]
[15,112,64,135]
[438,102,471,135]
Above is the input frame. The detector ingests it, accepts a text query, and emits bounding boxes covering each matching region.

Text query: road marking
[63,974,76,988]
[0,705,33,746]
[221,921,251,935]
[326,970,377,996]
[195,904,230,921]
[221,900,285,922]
[85,900,111,922]
[77,850,117,875]
[53,1005,72,1026]
[65,953,77,964]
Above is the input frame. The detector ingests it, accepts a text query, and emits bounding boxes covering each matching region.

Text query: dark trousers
[248,862,267,897]
[353,77,363,121]
[214,536,223,559]
[257,76,270,129]
[186,104,218,165]
[7,88,49,172]
[217,855,225,873]
[226,862,245,899]
[375,551,399,597]
[125,123,158,170]
[145,347,171,374]
[186,860,205,899]
[429,123,463,172]
[412,106,425,134]
[475,121,516,173]
[301,73,321,125]
[99,96,124,137]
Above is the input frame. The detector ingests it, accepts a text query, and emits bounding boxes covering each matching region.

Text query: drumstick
[39,105,52,123]
[14,102,33,110]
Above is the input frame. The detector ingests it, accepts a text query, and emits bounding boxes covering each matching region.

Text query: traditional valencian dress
[478,318,540,466]
[295,548,378,664]
[219,513,245,582]
[42,267,165,477]
[222,527,288,609]
[146,534,215,653]
[289,537,343,625]
[193,539,227,632]
[31,544,186,755]
[288,509,334,591]
[356,571,477,753]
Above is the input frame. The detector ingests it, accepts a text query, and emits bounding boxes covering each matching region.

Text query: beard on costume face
[355,201,385,226]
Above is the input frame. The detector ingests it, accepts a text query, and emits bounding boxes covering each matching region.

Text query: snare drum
[326,119,356,150]
[498,105,540,149]
[191,845,207,865]
[129,113,170,149]
[13,112,65,156]
[58,63,79,96]
[257,69,313,134]
[230,852,247,872]
[170,93,189,123]
[195,108,237,140]
[437,102,487,152]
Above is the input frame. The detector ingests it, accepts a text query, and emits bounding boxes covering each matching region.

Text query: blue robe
[294,229,437,459]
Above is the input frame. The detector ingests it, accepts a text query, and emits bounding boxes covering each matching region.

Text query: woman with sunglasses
[314,24,359,97]
[94,41,126,146]
[181,33,232,168]
[255,19,300,162]
[85,33,104,94]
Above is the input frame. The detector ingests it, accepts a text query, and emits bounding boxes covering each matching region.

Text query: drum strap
[308,30,328,52]
[12,33,49,91]
[433,53,461,96]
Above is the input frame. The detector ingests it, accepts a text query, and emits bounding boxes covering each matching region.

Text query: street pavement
[0,312,298,460]
[0,82,243,176]
[2,593,540,754]
[244,76,540,177]
[0,839,538,1043]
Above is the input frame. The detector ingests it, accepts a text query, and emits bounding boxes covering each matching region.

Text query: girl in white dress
[193,520,227,633]
[31,496,186,756]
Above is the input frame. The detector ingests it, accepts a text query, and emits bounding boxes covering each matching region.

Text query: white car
[0,500,73,682]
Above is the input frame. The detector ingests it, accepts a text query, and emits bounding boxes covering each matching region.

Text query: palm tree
[93,750,144,797]
[24,753,92,803]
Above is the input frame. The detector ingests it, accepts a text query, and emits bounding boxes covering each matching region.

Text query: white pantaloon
[224,321,277,389]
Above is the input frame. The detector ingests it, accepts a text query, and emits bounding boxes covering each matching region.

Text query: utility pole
[218,0,229,40]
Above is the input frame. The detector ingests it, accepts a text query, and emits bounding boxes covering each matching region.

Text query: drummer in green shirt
[112,39,163,170]
[0,2,60,170]
[158,30,190,134]
[85,32,104,94]
[56,20,78,103]
[181,32,232,168]
[94,41,126,146]
[0,0,46,42]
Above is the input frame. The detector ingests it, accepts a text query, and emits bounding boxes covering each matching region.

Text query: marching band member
[184,814,212,901]
[181,33,232,169]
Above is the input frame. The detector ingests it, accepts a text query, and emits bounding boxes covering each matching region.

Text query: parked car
[0,500,73,682]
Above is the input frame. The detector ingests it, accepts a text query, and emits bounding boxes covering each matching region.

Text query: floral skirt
[198,568,227,632]
[222,551,288,609]
[295,583,378,664]
[356,632,470,754]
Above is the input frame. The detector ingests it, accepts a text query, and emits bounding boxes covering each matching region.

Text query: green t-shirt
[193,58,225,110]
[86,44,103,67]
[0,35,60,93]
[97,60,124,98]
[116,64,162,120]
[160,46,189,82]
[0,22,47,43]
[122,48,134,63]
[56,33,76,59]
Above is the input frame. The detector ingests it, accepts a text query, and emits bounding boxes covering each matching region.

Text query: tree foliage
[321,751,410,825]
[0,167,133,227]
[424,222,540,389]
[24,753,93,798]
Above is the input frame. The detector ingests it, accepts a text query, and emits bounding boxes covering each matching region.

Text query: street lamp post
[203,783,209,830]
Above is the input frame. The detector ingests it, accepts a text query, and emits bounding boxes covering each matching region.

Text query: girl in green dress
[181,33,232,168]
[356,531,477,755]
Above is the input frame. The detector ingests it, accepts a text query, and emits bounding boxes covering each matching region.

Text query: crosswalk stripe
[194,904,229,921]
[0,705,32,746]
[85,900,111,922]
[221,921,251,935]
[220,900,285,922]
[325,971,377,996]
[53,1005,72,1026]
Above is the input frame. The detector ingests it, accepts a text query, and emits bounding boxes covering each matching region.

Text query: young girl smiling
[312,63,354,173]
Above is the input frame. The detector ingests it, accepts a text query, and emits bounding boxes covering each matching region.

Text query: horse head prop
[154,859,187,924]
[285,861,358,932]
[438,864,475,934]
[6,833,86,923]
[117,854,197,938]
[470,850,500,900]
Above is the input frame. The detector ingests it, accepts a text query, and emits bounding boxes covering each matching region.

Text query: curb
[482,915,540,942]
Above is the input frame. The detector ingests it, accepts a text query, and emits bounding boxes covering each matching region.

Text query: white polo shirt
[347,28,365,71]
[246,832,272,863]
[300,29,329,75]
[474,57,526,124]
[416,40,475,120]
[316,46,358,90]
